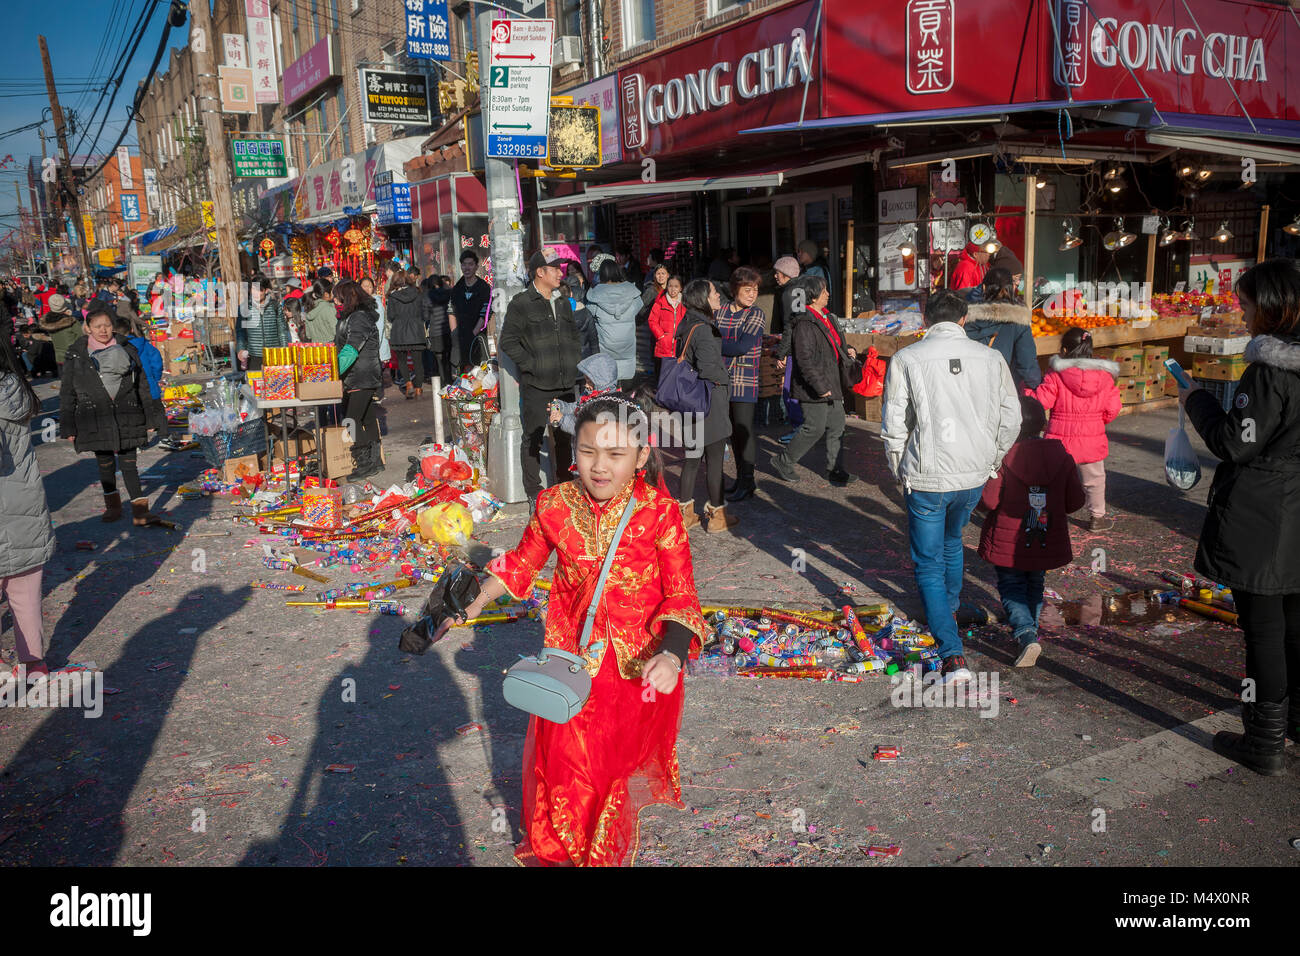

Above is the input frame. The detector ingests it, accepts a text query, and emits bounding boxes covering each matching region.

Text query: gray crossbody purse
[501,493,637,724]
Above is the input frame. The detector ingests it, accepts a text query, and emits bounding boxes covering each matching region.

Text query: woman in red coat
[978,396,1086,667]
[1033,328,1122,531]
[647,275,685,367]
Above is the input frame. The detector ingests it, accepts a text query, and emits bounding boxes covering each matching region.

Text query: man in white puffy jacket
[882,291,1022,685]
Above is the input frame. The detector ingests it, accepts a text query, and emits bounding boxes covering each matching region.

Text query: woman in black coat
[59,303,165,525]
[386,270,431,399]
[424,277,454,386]
[672,279,736,533]
[1180,258,1300,775]
[333,280,385,481]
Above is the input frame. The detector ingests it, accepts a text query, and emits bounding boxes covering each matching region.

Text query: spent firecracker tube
[251,581,308,591]
[263,558,294,571]
[1177,598,1238,625]
[842,605,878,657]
[292,566,330,584]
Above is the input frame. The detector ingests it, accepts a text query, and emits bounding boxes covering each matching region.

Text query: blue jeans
[994,566,1046,645]
[904,487,982,660]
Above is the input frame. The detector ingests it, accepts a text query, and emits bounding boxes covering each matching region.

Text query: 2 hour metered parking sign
[487,18,554,159]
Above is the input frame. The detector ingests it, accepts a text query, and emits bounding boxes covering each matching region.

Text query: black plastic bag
[398,563,482,655]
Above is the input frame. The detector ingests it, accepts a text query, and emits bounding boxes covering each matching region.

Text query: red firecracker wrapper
[300,362,333,384]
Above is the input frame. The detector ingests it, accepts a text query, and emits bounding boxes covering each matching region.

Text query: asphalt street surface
[1,376,1296,866]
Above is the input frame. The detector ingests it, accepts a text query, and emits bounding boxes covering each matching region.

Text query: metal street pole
[478,7,526,503]
[39,35,92,278]
[189,0,244,336]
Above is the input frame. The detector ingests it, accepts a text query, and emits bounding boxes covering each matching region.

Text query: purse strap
[676,323,699,363]
[578,492,638,651]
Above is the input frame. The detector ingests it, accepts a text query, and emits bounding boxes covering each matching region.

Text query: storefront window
[709,0,748,15]
[560,0,582,37]
[774,204,795,258]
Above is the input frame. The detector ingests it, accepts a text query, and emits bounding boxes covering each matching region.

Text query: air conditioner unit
[350,0,361,14]
[554,36,583,67]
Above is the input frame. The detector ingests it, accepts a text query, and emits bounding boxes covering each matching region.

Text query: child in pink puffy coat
[1032,328,1122,532]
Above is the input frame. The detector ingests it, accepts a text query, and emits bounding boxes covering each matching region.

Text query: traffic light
[465,51,479,91]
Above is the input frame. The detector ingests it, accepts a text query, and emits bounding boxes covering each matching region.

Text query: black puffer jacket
[387,285,430,349]
[789,308,861,404]
[59,334,163,453]
[498,283,582,391]
[673,309,732,447]
[426,285,452,348]
[1185,333,1300,595]
[335,307,383,391]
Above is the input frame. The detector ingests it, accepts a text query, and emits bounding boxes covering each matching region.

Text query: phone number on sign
[408,41,450,57]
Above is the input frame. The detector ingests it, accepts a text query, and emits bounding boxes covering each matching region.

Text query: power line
[69,0,161,159]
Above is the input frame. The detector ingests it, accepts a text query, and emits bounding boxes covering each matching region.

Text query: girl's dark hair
[980,267,1016,303]
[682,278,716,316]
[730,265,763,298]
[1236,258,1300,336]
[598,259,626,284]
[1018,394,1047,442]
[0,335,40,422]
[1060,327,1093,358]
[333,280,376,317]
[572,392,662,486]
[666,274,683,291]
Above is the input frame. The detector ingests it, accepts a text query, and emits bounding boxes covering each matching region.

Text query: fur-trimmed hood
[965,302,1032,326]
[1049,354,1120,378]
[1244,334,1300,372]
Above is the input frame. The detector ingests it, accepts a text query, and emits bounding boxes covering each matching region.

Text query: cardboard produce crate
[1142,344,1170,375]
[1117,376,1147,405]
[1192,355,1248,382]
[1184,330,1249,356]
[1108,346,1146,377]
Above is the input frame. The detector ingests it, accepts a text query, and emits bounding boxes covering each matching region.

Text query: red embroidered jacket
[486,476,708,679]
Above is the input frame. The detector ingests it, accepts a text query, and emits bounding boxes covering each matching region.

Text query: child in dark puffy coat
[978,395,1086,667]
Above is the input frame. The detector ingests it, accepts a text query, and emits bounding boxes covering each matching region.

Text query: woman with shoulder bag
[672,279,736,533]
[59,303,166,525]
[1180,258,1300,775]
[333,280,385,481]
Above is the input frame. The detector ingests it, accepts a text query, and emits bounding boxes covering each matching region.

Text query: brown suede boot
[678,499,700,531]
[704,502,739,533]
[131,498,164,527]
[102,492,123,522]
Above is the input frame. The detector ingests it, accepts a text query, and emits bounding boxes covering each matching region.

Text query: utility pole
[39,130,56,275]
[477,7,526,503]
[40,35,92,277]
[188,0,243,334]
[14,183,35,273]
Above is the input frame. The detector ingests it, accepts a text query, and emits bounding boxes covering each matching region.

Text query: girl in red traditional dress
[437,393,707,866]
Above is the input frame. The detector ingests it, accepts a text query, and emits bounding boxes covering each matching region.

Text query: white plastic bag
[1164,408,1202,491]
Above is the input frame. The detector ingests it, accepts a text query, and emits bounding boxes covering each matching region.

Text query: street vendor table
[255,396,339,492]
[1030,315,1196,356]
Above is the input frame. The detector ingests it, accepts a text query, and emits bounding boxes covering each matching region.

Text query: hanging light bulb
[1103,218,1136,251]
[1035,177,1047,189]
[1176,161,1195,179]
[897,237,916,258]
[1176,219,1196,241]
[1195,166,1213,183]
[1059,221,1082,251]
[984,239,1003,255]
[1283,215,1300,236]
[1158,219,1178,246]
[1106,175,1126,194]
[1212,221,1234,243]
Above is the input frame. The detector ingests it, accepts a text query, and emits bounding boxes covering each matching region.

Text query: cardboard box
[263,364,297,401]
[222,452,265,484]
[296,379,343,401]
[1143,375,1165,401]
[319,425,354,479]
[1142,344,1170,374]
[1110,346,1145,377]
[1164,374,1181,397]
[266,422,317,456]
[851,392,883,422]
[1193,355,1248,382]
[1117,376,1146,405]
[1184,332,1249,355]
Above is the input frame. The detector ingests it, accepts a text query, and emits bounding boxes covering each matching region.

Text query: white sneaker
[1014,642,1042,668]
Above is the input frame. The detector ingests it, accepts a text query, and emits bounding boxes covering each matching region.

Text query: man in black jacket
[499,250,583,500]
[450,251,491,371]
[772,275,860,486]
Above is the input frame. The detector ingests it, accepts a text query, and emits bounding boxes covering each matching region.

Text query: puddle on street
[1050,591,1187,627]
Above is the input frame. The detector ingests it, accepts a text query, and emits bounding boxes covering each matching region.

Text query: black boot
[347,443,374,481]
[1212,700,1288,776]
[725,465,756,502]
[1288,698,1299,744]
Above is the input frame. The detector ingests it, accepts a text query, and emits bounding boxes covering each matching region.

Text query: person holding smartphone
[1179,258,1300,775]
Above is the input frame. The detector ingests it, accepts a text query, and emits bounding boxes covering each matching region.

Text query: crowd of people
[1,245,1297,867]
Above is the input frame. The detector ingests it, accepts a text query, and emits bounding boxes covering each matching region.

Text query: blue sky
[0,0,182,233]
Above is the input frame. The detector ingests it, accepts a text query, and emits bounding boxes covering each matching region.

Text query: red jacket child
[648,292,686,359]
[978,435,1086,571]
[1033,354,1122,465]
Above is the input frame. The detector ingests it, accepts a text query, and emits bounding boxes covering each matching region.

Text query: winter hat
[286,277,303,289]
[773,256,800,279]
[576,352,619,392]
[47,293,68,313]
[797,239,820,260]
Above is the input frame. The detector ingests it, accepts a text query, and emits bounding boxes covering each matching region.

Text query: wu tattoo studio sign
[361,69,433,125]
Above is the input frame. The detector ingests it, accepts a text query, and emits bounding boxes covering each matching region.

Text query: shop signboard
[361,69,433,125]
[375,171,413,226]
[617,0,821,157]
[120,194,142,223]
[246,1,279,104]
[284,36,340,105]
[130,254,162,294]
[877,187,920,292]
[405,0,451,62]
[232,136,288,178]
